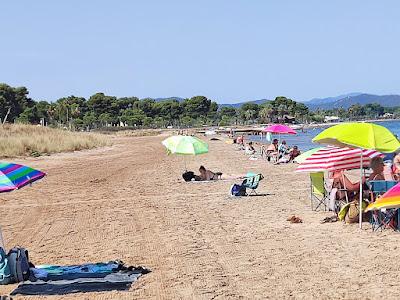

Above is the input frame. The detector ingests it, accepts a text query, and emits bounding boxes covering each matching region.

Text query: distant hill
[219,99,270,108]
[305,93,362,106]
[152,97,271,108]
[305,93,400,110]
[153,97,185,102]
[148,93,400,110]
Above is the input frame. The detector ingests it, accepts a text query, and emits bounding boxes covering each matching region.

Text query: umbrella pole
[359,151,363,229]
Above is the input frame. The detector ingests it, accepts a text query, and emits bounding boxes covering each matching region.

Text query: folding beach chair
[242,173,264,196]
[369,180,398,231]
[310,172,328,211]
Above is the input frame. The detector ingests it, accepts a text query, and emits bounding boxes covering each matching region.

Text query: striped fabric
[0,162,45,192]
[295,146,384,173]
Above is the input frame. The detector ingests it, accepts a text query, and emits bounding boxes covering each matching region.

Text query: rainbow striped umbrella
[0,162,45,193]
[366,183,400,211]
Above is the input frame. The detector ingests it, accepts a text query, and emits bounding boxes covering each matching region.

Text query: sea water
[248,120,400,151]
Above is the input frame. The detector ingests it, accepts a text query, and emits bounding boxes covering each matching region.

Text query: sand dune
[0,134,399,299]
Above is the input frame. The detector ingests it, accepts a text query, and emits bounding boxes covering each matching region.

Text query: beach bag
[0,247,12,285]
[230,184,246,197]
[7,247,30,282]
[344,200,368,224]
[182,171,194,182]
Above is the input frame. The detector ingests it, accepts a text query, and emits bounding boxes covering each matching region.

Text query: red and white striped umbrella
[296,146,384,173]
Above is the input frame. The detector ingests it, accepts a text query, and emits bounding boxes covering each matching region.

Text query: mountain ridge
[150,93,400,109]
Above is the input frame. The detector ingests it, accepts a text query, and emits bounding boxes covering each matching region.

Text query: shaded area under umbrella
[313,122,400,228]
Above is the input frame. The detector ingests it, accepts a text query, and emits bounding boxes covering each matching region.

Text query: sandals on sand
[320,216,338,224]
[287,215,303,223]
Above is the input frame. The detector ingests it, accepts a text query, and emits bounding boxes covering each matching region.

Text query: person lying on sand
[199,165,222,181]
[198,166,246,181]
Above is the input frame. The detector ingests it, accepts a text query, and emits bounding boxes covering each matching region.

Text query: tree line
[0,83,399,130]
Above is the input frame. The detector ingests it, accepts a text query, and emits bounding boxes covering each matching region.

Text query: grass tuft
[0,124,110,158]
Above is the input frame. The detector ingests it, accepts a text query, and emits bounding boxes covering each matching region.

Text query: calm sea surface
[248,120,400,151]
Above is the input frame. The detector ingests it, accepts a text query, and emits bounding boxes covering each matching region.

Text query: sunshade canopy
[366,182,400,211]
[295,146,384,173]
[262,124,297,135]
[0,162,46,193]
[312,122,400,153]
[161,136,209,155]
[293,147,322,164]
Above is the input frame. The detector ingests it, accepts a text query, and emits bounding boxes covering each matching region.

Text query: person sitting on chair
[332,170,366,201]
[278,140,289,157]
[369,156,385,181]
[265,139,279,161]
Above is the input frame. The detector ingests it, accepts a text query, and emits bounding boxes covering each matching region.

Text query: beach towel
[11,261,150,296]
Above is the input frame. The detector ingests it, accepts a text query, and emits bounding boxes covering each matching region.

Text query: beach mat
[11,262,150,296]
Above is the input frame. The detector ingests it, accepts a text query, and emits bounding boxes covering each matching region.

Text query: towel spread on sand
[11,261,150,296]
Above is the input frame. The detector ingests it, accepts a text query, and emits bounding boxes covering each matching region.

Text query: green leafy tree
[259,103,276,123]
[239,103,259,123]
[0,84,34,123]
[182,96,212,119]
[87,93,117,117]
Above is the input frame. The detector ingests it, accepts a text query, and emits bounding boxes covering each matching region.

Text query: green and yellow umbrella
[312,122,400,153]
[312,122,400,228]
[162,136,208,155]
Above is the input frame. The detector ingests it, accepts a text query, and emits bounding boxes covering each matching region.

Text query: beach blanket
[11,261,150,296]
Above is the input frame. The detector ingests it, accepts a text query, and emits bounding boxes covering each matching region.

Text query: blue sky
[1,1,400,103]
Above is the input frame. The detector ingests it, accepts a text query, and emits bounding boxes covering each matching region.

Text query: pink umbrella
[262,124,297,135]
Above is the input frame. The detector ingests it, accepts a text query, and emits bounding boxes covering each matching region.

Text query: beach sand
[0,134,399,299]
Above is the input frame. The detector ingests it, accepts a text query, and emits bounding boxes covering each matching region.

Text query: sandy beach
[0,134,400,299]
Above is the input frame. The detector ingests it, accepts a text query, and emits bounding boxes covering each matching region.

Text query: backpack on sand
[230,184,247,197]
[0,247,12,285]
[7,247,30,282]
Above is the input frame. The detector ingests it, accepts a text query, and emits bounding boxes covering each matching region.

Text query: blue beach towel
[11,261,150,296]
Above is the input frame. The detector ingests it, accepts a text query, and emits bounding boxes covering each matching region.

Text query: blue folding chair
[369,180,398,231]
[242,174,264,196]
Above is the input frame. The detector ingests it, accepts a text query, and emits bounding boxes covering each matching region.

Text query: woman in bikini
[369,156,385,181]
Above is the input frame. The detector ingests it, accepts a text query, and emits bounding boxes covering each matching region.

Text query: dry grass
[0,124,110,157]
[114,129,163,137]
